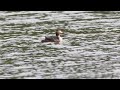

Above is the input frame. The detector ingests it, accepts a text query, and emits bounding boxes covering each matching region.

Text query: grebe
[41,30,63,44]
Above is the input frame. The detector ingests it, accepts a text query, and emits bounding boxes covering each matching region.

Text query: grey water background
[0,11,120,79]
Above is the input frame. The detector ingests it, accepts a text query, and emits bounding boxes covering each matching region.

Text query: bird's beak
[60,31,63,34]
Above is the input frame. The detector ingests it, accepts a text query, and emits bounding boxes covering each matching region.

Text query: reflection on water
[0,11,120,79]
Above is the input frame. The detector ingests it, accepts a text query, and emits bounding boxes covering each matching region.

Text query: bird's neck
[56,34,60,37]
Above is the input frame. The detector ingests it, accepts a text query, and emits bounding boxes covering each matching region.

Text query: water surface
[0,11,120,79]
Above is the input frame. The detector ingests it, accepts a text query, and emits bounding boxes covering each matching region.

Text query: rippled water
[1,11,120,79]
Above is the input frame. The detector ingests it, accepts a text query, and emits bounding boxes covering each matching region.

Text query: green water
[0,11,120,79]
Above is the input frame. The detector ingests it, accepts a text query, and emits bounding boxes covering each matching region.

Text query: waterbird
[41,29,63,44]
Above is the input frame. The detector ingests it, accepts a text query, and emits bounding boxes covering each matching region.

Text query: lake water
[0,11,120,79]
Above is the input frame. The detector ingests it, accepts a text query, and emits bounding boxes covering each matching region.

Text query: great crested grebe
[41,30,63,44]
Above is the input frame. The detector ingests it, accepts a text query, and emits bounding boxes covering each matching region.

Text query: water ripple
[1,11,120,79]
